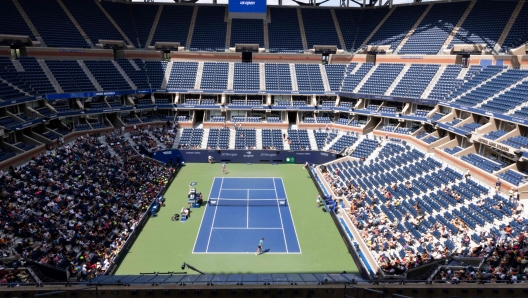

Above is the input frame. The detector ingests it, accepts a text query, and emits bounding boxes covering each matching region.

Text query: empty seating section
[168,62,198,89]
[201,99,215,105]
[19,0,88,48]
[454,69,528,107]
[178,128,203,149]
[88,102,108,109]
[399,2,469,55]
[321,101,335,108]
[124,117,141,124]
[129,4,159,48]
[116,59,150,89]
[234,128,256,149]
[448,66,505,101]
[444,146,463,155]
[262,129,284,149]
[293,101,306,107]
[427,113,444,122]
[457,122,482,133]
[100,1,139,47]
[303,117,315,123]
[329,134,358,152]
[413,110,430,117]
[497,170,526,186]
[295,64,325,92]
[191,6,226,52]
[316,117,331,123]
[422,136,437,144]
[84,60,130,90]
[367,5,427,50]
[268,8,304,53]
[483,130,507,140]
[36,107,56,117]
[335,118,350,125]
[207,128,230,149]
[512,107,528,119]
[301,9,340,49]
[201,63,229,90]
[287,129,312,150]
[351,138,379,158]
[230,99,245,105]
[313,129,338,150]
[230,19,264,47]
[0,149,15,162]
[450,0,517,49]
[264,64,292,91]
[16,57,56,94]
[501,135,528,149]
[324,64,346,92]
[144,61,167,89]
[359,64,404,95]
[334,8,389,52]
[380,125,396,132]
[233,63,260,91]
[186,99,199,105]
[75,124,91,131]
[427,65,463,100]
[339,101,355,108]
[42,131,60,140]
[176,116,189,122]
[0,0,34,40]
[247,100,261,106]
[267,117,281,123]
[211,116,225,122]
[0,79,26,101]
[501,4,528,52]
[341,63,374,93]
[391,64,439,98]
[480,81,528,114]
[0,117,19,129]
[14,142,36,151]
[45,60,95,92]
[445,118,462,127]
[0,57,35,96]
[275,100,291,106]
[151,5,193,47]
[62,0,125,46]
[461,153,504,173]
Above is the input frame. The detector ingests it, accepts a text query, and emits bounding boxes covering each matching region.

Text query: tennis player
[256,238,264,255]
[222,163,226,174]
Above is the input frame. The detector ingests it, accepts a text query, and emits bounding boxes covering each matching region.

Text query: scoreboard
[228,0,266,19]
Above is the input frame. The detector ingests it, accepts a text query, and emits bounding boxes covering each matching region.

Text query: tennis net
[208,199,287,206]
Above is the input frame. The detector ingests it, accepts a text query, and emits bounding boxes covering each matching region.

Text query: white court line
[210,198,278,201]
[221,188,276,190]
[280,177,302,254]
[192,177,218,253]
[273,178,289,253]
[206,177,224,253]
[246,189,249,228]
[212,227,283,230]
[192,252,301,255]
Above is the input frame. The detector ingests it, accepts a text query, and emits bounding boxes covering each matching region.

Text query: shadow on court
[260,248,271,255]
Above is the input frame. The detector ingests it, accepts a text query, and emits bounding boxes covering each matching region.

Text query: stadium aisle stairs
[201,128,209,149]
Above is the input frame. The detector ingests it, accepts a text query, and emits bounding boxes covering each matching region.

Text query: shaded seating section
[75,123,92,131]
[176,116,190,122]
[124,118,141,125]
[341,63,374,93]
[293,101,307,107]
[461,153,505,173]
[427,65,463,101]
[62,0,126,47]
[399,2,469,55]
[501,135,528,149]
[230,19,264,47]
[151,5,194,47]
[107,96,123,108]
[339,101,355,108]
[41,131,61,140]
[0,117,19,129]
[14,142,36,151]
[390,64,439,98]
[313,129,338,150]
[453,69,528,107]
[324,64,346,92]
[115,59,150,89]
[18,57,57,94]
[265,63,292,91]
[144,61,168,89]
[155,99,169,105]
[267,117,282,123]
[367,5,427,50]
[351,138,379,158]
[335,118,350,125]
[444,146,463,155]
[201,99,215,105]
[287,129,312,150]
[190,6,227,52]
[427,113,444,122]
[268,7,304,53]
[207,128,230,149]
[45,60,95,92]
[36,107,57,117]
[295,64,325,92]
[334,8,389,52]
[316,117,331,123]
[19,0,89,48]
[448,66,507,102]
[84,60,130,90]
[230,99,245,105]
[90,122,107,129]
[247,100,261,106]
[87,102,108,109]
[0,81,27,101]
[497,170,527,186]
[321,101,336,108]
[457,122,482,133]
[234,128,256,149]
[501,3,528,52]
[178,128,203,149]
[483,130,507,140]
[359,64,404,95]
[303,117,315,123]
[329,133,358,153]
[201,63,229,90]
[129,4,159,48]
[100,1,139,47]
[0,0,35,41]
[233,63,260,91]
[415,131,428,139]
[301,8,341,49]
[262,129,284,150]
[168,62,198,89]
[138,99,153,106]
[480,81,528,114]
[450,0,517,49]
[0,150,16,161]
[422,136,438,144]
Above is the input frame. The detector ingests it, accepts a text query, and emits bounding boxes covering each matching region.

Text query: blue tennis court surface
[193,178,301,254]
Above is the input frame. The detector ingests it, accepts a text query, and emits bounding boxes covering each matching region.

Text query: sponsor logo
[246,151,252,154]
[185,152,201,155]
[221,153,238,157]
[320,152,329,156]
[240,0,256,5]
[260,153,277,157]
[162,151,172,155]
[485,112,493,116]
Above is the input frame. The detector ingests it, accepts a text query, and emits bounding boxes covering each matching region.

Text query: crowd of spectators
[0,134,174,281]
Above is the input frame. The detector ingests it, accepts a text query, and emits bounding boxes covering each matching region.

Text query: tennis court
[193,177,301,254]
